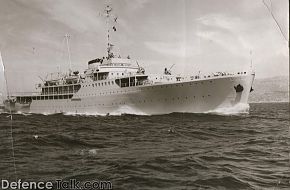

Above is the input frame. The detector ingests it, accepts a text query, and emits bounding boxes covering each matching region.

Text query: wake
[205,103,250,116]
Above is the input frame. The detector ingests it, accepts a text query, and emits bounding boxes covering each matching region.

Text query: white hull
[25,73,254,115]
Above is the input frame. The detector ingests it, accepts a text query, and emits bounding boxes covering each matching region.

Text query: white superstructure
[3,5,255,115]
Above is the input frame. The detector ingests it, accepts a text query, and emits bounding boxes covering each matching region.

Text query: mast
[103,5,118,59]
[64,34,72,72]
[106,5,111,58]
[250,50,253,70]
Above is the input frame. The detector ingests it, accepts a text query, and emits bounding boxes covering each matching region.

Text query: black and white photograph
[0,0,289,189]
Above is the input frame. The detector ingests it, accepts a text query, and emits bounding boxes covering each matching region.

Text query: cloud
[122,0,149,10]
[196,14,253,54]
[144,41,187,57]
[0,0,288,93]
[36,1,103,33]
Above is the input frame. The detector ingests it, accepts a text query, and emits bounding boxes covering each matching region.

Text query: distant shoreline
[249,101,289,104]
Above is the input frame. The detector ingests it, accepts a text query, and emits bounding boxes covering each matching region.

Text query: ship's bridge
[88,58,132,68]
[85,57,144,81]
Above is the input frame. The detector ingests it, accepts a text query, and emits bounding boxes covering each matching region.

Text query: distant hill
[249,76,289,103]
[0,93,3,106]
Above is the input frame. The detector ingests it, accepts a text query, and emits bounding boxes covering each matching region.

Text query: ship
[2,5,255,115]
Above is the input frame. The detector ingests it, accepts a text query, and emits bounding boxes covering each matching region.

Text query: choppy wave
[20,104,250,117]
[110,105,148,116]
[206,103,250,115]
[1,102,251,117]
[63,111,107,117]
[0,103,289,189]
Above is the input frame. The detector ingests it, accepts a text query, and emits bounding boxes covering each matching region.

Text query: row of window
[82,81,115,88]
[33,95,212,108]
[33,95,73,100]
[111,72,124,76]
[80,78,217,90]
[76,81,214,97]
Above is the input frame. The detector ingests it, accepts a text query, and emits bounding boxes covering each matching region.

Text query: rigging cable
[0,51,17,180]
[262,0,289,45]
[262,0,290,187]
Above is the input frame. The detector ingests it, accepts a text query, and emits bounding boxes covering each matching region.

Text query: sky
[0,0,289,94]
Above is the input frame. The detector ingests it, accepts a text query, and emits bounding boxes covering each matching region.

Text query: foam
[206,103,250,115]
[63,111,106,117]
[110,105,148,116]
[62,105,148,116]
[15,111,32,116]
